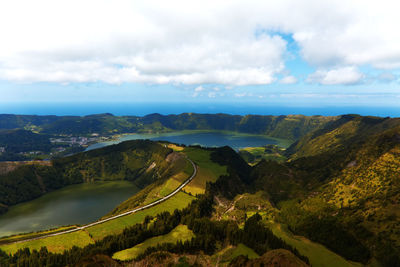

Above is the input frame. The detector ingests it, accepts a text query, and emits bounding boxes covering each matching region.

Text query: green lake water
[0,181,139,237]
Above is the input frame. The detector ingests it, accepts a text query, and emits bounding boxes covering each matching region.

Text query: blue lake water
[87,131,289,151]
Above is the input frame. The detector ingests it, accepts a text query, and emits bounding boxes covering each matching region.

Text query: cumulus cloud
[0,0,400,85]
[234,92,247,98]
[0,0,286,85]
[279,76,297,84]
[194,86,205,92]
[208,92,216,98]
[306,67,364,85]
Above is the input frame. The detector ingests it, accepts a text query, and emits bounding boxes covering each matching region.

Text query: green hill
[0,140,179,215]
[280,125,400,266]
[208,115,400,266]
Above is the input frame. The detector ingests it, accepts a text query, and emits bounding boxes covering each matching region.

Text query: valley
[86,130,291,151]
[0,113,399,266]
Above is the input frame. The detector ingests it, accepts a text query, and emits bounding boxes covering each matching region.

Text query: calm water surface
[87,131,289,151]
[0,181,139,237]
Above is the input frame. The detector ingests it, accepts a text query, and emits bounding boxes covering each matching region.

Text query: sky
[0,0,400,115]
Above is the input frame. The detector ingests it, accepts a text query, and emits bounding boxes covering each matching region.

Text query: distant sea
[1,102,400,117]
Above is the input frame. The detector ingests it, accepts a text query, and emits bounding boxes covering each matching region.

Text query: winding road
[7,157,197,245]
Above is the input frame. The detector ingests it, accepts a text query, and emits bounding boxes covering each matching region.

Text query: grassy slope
[280,119,400,264]
[0,192,195,254]
[268,223,362,267]
[213,243,259,265]
[182,147,227,195]
[212,190,362,267]
[1,230,94,254]
[88,192,195,240]
[239,146,286,165]
[112,224,195,261]
[0,145,200,254]
[229,244,259,260]
[0,226,76,245]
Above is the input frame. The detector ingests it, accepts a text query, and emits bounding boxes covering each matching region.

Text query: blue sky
[0,0,399,115]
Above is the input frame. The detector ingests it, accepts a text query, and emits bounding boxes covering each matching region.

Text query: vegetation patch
[182,147,227,195]
[0,226,76,245]
[0,230,93,254]
[167,144,184,151]
[214,243,259,264]
[112,224,195,261]
[88,192,195,240]
[239,145,286,164]
[268,222,362,267]
[0,192,195,254]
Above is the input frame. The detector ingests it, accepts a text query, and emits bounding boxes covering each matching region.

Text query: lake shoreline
[87,130,292,151]
[0,181,139,238]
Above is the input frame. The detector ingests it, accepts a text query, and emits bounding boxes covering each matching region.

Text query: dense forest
[0,130,54,161]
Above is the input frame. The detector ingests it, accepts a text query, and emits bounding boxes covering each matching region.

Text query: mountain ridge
[0,113,337,140]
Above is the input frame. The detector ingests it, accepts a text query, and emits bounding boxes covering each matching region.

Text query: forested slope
[0,113,336,140]
[0,140,178,215]
[207,115,400,266]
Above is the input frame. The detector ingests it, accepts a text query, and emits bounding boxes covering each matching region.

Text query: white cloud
[194,86,205,92]
[306,67,364,85]
[208,92,216,98]
[0,0,286,85]
[0,0,400,85]
[279,76,297,84]
[234,92,247,98]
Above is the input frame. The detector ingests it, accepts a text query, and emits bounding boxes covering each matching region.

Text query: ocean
[1,102,400,117]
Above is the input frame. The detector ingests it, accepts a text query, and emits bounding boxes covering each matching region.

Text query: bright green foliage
[112,225,195,261]
[0,230,93,254]
[214,243,259,264]
[268,223,362,267]
[0,226,76,245]
[87,192,195,240]
[239,145,286,164]
[107,152,192,215]
[181,147,227,195]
